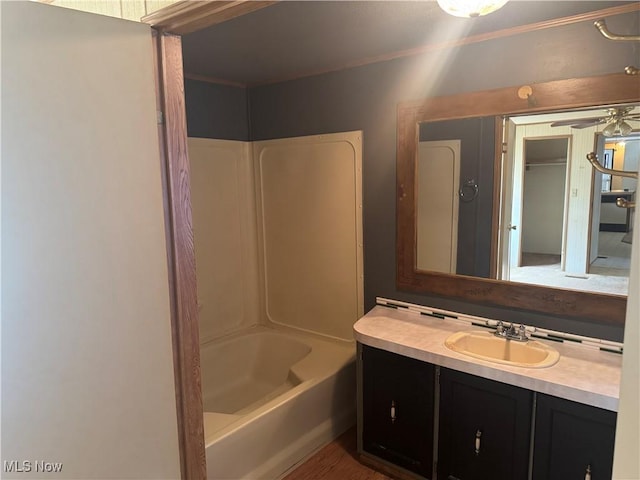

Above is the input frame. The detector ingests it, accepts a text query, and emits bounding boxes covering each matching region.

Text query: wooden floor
[283,427,393,480]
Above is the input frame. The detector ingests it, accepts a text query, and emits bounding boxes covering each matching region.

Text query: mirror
[416,117,497,278]
[415,108,638,294]
[501,111,638,296]
[397,73,639,326]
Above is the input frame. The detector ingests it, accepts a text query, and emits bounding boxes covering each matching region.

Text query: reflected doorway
[519,138,569,270]
[500,108,637,296]
[589,135,637,284]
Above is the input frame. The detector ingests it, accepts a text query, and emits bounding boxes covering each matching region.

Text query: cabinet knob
[585,464,591,480]
[390,400,396,423]
[474,429,482,455]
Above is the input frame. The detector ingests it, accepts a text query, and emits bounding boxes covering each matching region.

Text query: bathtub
[200,326,356,479]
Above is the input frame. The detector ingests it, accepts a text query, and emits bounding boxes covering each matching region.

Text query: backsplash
[375,297,623,355]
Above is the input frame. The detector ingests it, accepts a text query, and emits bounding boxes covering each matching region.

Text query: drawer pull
[585,464,591,480]
[474,429,482,455]
[390,400,396,423]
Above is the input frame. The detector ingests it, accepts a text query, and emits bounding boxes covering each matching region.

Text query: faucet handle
[520,324,537,334]
[518,324,527,339]
[517,324,537,340]
[485,320,502,328]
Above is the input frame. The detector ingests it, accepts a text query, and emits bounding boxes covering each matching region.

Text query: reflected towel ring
[459,179,479,202]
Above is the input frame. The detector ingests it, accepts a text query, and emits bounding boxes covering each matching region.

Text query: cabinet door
[532,393,616,480]
[438,368,532,480]
[362,345,435,478]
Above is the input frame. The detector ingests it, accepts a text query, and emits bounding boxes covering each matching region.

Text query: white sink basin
[445,331,560,368]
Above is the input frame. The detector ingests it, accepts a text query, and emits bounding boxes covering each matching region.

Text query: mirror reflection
[415,105,639,296]
[417,118,495,278]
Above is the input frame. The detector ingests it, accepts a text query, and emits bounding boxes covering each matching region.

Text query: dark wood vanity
[360,344,616,480]
[361,344,435,478]
[355,306,620,480]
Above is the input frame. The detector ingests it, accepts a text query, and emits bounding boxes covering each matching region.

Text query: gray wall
[185,78,249,141]
[185,12,639,341]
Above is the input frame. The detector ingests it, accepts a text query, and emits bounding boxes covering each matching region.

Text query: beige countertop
[354,305,622,411]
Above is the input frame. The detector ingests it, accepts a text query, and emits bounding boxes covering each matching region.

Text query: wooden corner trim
[142,0,277,35]
[154,31,207,480]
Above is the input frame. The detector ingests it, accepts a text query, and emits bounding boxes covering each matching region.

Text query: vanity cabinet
[358,342,617,480]
[361,344,435,478]
[437,368,532,480]
[532,393,616,480]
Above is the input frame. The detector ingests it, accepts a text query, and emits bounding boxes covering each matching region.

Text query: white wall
[1,3,180,478]
[189,138,260,343]
[254,132,364,341]
[41,0,179,22]
[189,134,363,344]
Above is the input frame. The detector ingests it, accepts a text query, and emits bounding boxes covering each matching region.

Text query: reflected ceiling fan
[550,106,640,136]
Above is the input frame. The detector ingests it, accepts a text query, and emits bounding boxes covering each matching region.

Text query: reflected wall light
[437,0,509,17]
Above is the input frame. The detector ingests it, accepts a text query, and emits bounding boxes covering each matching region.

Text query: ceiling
[181,1,635,86]
[525,138,568,162]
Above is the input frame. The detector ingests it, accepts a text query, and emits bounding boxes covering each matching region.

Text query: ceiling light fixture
[437,0,509,18]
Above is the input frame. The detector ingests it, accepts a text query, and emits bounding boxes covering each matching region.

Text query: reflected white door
[589,134,606,268]
[509,124,526,271]
[416,140,460,274]
[499,119,517,280]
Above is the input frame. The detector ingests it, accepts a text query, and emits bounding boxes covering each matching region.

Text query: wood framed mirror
[397,73,639,326]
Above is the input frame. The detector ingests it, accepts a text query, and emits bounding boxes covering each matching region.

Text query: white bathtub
[200,326,356,479]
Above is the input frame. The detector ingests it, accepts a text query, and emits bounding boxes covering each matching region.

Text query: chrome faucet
[494,321,530,342]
